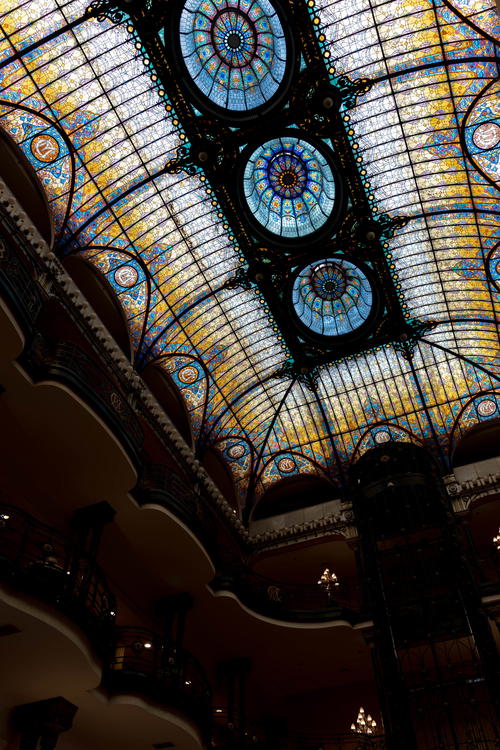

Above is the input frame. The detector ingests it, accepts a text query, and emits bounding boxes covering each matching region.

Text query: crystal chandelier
[494,527,500,551]
[351,707,377,735]
[317,567,339,598]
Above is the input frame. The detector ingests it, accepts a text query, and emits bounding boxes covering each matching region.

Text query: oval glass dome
[179,0,289,114]
[242,135,337,239]
[292,258,374,337]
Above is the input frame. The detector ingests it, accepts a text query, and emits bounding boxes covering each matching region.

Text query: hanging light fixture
[350,707,377,735]
[317,567,340,598]
[493,527,500,551]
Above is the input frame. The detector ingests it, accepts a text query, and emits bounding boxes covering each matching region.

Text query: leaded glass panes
[242,134,338,238]
[292,259,374,337]
[178,0,289,113]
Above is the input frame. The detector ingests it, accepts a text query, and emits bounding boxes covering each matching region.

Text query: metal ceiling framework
[1,0,500,509]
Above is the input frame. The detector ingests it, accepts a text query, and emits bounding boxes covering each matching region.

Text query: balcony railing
[0,504,116,650]
[21,335,144,464]
[105,626,212,731]
[211,568,364,624]
[132,462,218,556]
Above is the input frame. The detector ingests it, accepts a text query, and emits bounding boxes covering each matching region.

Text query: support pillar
[14,697,78,750]
[350,442,500,750]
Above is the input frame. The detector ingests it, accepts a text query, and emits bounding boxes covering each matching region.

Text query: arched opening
[142,362,194,448]
[62,255,132,360]
[251,474,335,521]
[0,127,54,248]
[202,446,238,511]
[452,418,500,467]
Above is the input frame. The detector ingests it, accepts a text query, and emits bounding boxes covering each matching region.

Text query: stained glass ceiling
[1,0,500,510]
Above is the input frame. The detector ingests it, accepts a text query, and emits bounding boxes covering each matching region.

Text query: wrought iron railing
[211,568,364,623]
[105,626,212,730]
[21,335,144,464]
[132,462,218,555]
[0,504,116,649]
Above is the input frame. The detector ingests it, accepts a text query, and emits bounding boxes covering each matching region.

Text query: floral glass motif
[464,81,500,185]
[242,135,336,238]
[4,0,500,503]
[178,0,287,112]
[292,259,373,337]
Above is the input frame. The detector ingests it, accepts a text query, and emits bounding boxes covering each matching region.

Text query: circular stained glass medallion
[30,134,60,163]
[472,121,500,151]
[277,456,296,473]
[292,258,374,337]
[114,265,139,288]
[178,0,290,114]
[487,244,500,292]
[242,134,338,239]
[374,429,391,444]
[227,443,246,459]
[178,365,199,384]
[477,398,497,417]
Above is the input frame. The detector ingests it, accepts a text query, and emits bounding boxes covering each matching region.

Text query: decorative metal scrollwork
[335,75,373,110]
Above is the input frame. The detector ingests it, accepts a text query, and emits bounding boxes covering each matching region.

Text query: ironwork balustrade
[133,462,218,555]
[21,335,144,463]
[0,504,116,649]
[105,626,212,731]
[211,568,364,623]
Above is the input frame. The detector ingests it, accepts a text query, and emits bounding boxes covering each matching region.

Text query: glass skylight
[178,0,289,113]
[292,259,373,337]
[242,134,337,238]
[1,0,500,504]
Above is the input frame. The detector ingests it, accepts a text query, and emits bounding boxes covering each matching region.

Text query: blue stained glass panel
[292,259,373,337]
[179,0,288,113]
[242,135,337,238]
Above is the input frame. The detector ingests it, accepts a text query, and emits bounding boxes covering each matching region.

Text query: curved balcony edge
[131,462,219,560]
[0,505,116,658]
[18,333,144,467]
[103,626,213,739]
[210,570,368,626]
[0,197,251,555]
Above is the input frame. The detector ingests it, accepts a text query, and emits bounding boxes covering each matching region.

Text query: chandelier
[317,567,339,598]
[494,527,500,551]
[351,707,377,735]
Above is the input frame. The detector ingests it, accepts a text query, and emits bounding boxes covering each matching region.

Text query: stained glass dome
[242,134,338,239]
[292,259,374,337]
[3,0,500,503]
[178,0,289,114]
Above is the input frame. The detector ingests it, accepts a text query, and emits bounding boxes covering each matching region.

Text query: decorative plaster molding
[444,472,500,513]
[249,507,357,549]
[0,177,248,538]
[6,178,496,550]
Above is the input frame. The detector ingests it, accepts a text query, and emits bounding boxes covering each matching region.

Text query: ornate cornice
[0,176,247,539]
[3,176,497,553]
[444,472,500,513]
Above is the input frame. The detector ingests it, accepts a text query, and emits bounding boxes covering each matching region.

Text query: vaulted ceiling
[1,0,499,508]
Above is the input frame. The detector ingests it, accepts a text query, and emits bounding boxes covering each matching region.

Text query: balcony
[132,462,217,557]
[0,504,116,652]
[211,568,365,624]
[105,626,212,733]
[20,335,144,466]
